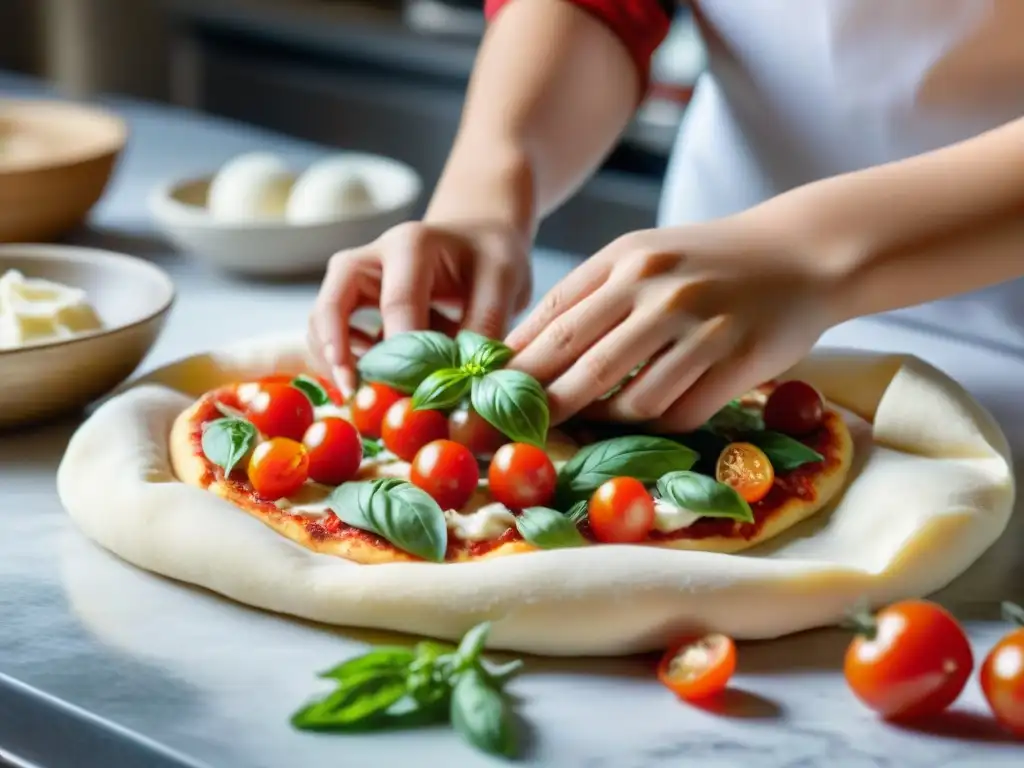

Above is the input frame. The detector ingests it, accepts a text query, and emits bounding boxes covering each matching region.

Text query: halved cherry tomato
[980,602,1024,737]
[588,477,655,544]
[302,417,363,485]
[248,437,309,500]
[487,443,556,509]
[410,439,480,510]
[449,406,507,457]
[658,634,737,701]
[716,442,774,503]
[763,380,824,436]
[350,383,404,439]
[844,599,973,720]
[381,398,449,462]
[244,383,315,441]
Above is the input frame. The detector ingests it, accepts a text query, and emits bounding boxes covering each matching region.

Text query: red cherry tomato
[763,380,824,435]
[487,443,557,509]
[716,442,774,503]
[302,417,363,486]
[381,398,449,462]
[588,477,655,544]
[844,600,973,720]
[658,634,737,701]
[244,383,315,441]
[350,383,404,439]
[980,603,1024,737]
[449,406,507,457]
[254,374,343,405]
[410,439,480,510]
[248,437,310,500]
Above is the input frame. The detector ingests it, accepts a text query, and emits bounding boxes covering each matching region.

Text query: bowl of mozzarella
[0,244,173,430]
[148,151,422,277]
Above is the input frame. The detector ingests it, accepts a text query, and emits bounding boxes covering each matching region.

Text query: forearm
[426,0,647,236]
[764,118,1024,322]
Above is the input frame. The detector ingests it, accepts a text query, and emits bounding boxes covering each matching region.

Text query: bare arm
[758,117,1024,322]
[426,0,660,237]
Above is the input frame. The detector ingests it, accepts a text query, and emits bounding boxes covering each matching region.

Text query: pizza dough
[56,334,1015,655]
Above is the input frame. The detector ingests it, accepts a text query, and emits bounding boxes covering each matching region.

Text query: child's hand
[505,214,839,431]
[310,220,532,394]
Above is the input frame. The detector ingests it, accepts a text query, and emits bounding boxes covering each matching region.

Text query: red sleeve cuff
[484,0,672,96]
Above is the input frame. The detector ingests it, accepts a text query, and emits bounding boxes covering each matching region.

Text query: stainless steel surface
[1,71,1023,766]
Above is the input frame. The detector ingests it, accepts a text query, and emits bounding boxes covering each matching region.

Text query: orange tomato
[658,634,737,701]
[248,437,310,500]
[716,442,774,503]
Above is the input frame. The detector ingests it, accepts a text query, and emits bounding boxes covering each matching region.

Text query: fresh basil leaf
[599,360,647,400]
[516,507,586,549]
[456,330,491,365]
[412,368,471,411]
[480,659,524,687]
[357,331,459,393]
[377,692,451,729]
[471,370,549,448]
[706,400,764,435]
[556,436,699,504]
[291,674,408,731]
[318,647,416,682]
[455,621,492,669]
[470,340,514,373]
[565,500,589,524]
[451,668,517,758]
[746,431,823,471]
[201,417,257,476]
[329,479,448,562]
[291,374,330,406]
[657,470,754,523]
[361,437,384,457]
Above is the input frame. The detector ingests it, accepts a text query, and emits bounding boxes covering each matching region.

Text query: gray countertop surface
[1,71,1023,767]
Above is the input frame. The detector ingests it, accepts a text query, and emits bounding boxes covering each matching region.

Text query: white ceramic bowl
[0,244,174,430]
[148,153,422,277]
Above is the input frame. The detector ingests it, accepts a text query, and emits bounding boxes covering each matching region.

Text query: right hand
[309,219,533,395]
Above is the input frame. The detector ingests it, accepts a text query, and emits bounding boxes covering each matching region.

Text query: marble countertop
[0,72,1022,767]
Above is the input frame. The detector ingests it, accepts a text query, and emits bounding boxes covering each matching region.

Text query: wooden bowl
[0,244,174,430]
[0,99,127,243]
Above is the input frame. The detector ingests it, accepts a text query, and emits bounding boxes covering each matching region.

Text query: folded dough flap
[782,348,1012,464]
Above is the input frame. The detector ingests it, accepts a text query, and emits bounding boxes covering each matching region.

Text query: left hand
[505,214,839,432]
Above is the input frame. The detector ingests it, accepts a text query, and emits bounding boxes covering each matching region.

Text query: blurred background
[0,0,705,255]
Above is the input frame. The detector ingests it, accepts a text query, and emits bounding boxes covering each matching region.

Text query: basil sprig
[515,507,587,549]
[556,436,699,504]
[292,622,522,758]
[746,431,823,471]
[456,330,513,372]
[412,368,472,411]
[471,370,549,448]
[329,478,447,562]
[657,470,754,523]
[357,331,459,394]
[565,500,589,524]
[291,374,331,406]
[201,417,257,476]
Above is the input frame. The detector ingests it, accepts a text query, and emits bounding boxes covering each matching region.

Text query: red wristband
[484,0,672,95]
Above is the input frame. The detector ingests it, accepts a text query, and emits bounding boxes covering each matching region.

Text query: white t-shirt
[657,0,1024,349]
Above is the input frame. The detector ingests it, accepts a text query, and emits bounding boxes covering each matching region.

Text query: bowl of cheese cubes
[148,151,422,277]
[0,243,174,430]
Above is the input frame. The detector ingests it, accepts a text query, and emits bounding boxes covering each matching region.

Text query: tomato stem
[1001,601,1024,627]
[840,602,878,641]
